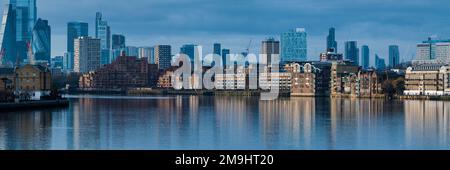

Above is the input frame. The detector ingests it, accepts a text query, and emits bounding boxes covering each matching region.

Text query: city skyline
[1,0,450,67]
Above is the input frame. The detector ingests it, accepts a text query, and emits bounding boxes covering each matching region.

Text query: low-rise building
[404,64,449,96]
[15,64,52,100]
[0,68,15,92]
[331,61,360,96]
[286,62,332,97]
[157,67,181,89]
[79,53,151,89]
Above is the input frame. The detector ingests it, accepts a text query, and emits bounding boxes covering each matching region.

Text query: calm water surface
[0,95,449,150]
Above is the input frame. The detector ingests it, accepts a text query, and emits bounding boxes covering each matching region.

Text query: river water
[0,95,448,150]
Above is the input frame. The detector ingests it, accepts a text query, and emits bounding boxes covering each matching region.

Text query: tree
[392,77,405,95]
[382,80,395,98]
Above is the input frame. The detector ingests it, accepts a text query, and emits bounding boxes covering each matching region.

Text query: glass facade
[0,4,16,66]
[155,45,171,70]
[112,34,125,50]
[327,27,337,53]
[180,44,198,62]
[389,45,400,67]
[67,22,88,70]
[95,12,111,65]
[32,18,51,64]
[345,41,359,66]
[213,43,221,56]
[0,0,36,65]
[280,28,307,63]
[361,45,369,69]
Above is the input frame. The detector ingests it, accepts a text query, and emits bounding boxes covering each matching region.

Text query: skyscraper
[375,54,386,70]
[0,4,16,66]
[361,45,369,69]
[154,45,171,70]
[327,27,337,53]
[213,43,221,56]
[138,46,154,63]
[0,0,37,65]
[32,18,51,64]
[280,28,307,63]
[111,34,125,62]
[95,12,111,65]
[435,43,450,62]
[345,41,359,66]
[416,38,450,61]
[389,45,400,68]
[112,34,125,49]
[221,48,230,67]
[180,44,200,62]
[67,22,88,70]
[125,46,139,57]
[261,38,280,64]
[74,36,100,73]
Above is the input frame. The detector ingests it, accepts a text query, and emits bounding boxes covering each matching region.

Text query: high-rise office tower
[213,43,221,56]
[67,22,88,70]
[375,54,386,70]
[361,45,369,69]
[138,46,154,63]
[221,49,230,67]
[261,38,280,64]
[32,18,51,64]
[180,44,199,62]
[327,27,337,53]
[95,12,111,65]
[74,36,101,73]
[345,41,359,66]
[435,43,450,62]
[111,34,125,62]
[0,4,16,66]
[0,0,37,65]
[154,45,171,70]
[125,46,139,57]
[112,34,125,49]
[280,28,307,63]
[389,45,400,67]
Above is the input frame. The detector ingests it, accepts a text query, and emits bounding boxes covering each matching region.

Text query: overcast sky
[2,0,450,66]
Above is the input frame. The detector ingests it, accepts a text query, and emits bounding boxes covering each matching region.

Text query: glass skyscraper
[389,45,400,67]
[345,41,359,66]
[95,12,111,65]
[32,18,51,64]
[0,0,37,65]
[280,28,307,63]
[327,27,337,53]
[375,54,386,70]
[0,4,16,66]
[361,45,369,69]
[67,22,88,70]
[213,43,221,56]
[155,45,171,70]
[221,48,230,67]
[180,44,199,62]
[112,34,125,50]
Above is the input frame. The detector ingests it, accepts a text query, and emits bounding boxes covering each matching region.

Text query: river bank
[0,99,69,111]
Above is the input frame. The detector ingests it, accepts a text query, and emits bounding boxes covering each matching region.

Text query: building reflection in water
[0,109,54,150]
[259,97,316,149]
[404,100,450,149]
[2,95,450,149]
[329,98,402,149]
